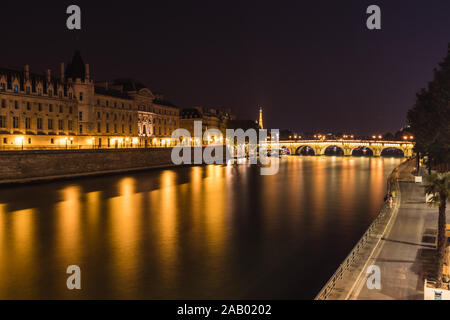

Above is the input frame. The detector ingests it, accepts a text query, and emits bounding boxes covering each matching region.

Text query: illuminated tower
[258,106,264,129]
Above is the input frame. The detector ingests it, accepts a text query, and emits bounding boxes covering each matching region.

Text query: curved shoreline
[315,159,409,300]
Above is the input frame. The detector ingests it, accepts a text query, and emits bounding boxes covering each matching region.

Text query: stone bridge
[275,140,414,157]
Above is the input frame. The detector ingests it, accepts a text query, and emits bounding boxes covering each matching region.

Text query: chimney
[60,62,65,82]
[85,64,90,81]
[24,65,30,79]
[46,69,51,83]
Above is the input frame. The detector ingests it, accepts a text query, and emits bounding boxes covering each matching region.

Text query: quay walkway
[316,160,439,300]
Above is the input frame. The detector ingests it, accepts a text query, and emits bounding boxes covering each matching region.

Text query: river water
[0,156,401,299]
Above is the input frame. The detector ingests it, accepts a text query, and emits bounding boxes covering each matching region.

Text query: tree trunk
[436,195,447,288]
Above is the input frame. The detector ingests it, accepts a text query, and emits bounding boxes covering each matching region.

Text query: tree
[425,172,450,288]
[407,44,450,171]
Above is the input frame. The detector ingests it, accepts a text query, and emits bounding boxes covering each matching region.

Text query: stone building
[0,64,78,149]
[180,106,235,144]
[105,79,180,147]
[0,51,181,149]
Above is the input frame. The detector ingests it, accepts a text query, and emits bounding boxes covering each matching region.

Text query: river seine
[0,156,401,299]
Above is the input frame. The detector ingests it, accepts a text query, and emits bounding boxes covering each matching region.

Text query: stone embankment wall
[0,148,179,184]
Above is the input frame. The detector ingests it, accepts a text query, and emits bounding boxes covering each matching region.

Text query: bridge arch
[380,147,404,157]
[351,146,374,157]
[295,145,315,156]
[324,145,344,156]
[280,146,291,155]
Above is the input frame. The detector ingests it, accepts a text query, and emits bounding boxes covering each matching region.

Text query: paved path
[350,179,439,300]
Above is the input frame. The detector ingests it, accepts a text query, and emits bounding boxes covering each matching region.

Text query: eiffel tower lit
[258,106,264,129]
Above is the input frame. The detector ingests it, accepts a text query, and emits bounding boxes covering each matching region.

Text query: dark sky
[1,0,449,135]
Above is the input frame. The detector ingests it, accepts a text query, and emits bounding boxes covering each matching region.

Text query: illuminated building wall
[0,52,180,149]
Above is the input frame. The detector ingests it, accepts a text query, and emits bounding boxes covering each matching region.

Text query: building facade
[180,106,235,144]
[0,51,182,149]
[0,65,79,149]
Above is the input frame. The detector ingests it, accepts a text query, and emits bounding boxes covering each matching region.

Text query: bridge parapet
[276,140,414,157]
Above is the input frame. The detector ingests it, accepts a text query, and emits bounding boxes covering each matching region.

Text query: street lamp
[15,136,24,150]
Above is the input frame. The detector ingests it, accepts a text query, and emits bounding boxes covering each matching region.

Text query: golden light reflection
[152,170,179,285]
[6,208,38,296]
[261,166,281,233]
[340,158,356,215]
[56,185,82,260]
[86,191,101,237]
[368,158,384,211]
[311,158,327,228]
[109,177,142,294]
[287,157,303,227]
[203,166,227,273]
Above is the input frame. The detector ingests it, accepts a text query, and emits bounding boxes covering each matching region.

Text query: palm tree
[425,172,450,288]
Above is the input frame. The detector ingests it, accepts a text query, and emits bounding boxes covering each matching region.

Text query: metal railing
[315,170,400,300]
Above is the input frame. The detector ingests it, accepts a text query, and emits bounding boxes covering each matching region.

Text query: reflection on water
[0,157,401,299]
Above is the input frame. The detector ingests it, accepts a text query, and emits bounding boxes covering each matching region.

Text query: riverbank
[315,159,421,299]
[0,148,178,186]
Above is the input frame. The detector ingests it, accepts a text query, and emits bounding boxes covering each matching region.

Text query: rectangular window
[26,102,31,110]
[69,106,73,114]
[79,111,83,121]
[79,92,83,101]
[58,120,64,130]
[37,118,43,130]
[13,116,19,129]
[114,124,117,133]
[25,118,31,129]
[49,104,53,112]
[68,120,73,131]
[97,122,101,133]
[48,119,53,130]
[14,101,18,109]
[79,124,83,134]
[1,99,6,108]
[59,105,63,113]
[106,123,109,133]
[0,115,6,128]
[38,103,42,111]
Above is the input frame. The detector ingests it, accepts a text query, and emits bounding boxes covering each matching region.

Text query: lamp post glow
[15,136,24,150]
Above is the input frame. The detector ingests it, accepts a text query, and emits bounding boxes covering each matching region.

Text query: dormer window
[48,90,53,97]
[26,87,30,94]
[0,83,4,91]
[59,91,63,98]
[14,85,19,93]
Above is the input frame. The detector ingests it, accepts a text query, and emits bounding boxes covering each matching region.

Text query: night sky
[1,0,449,135]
